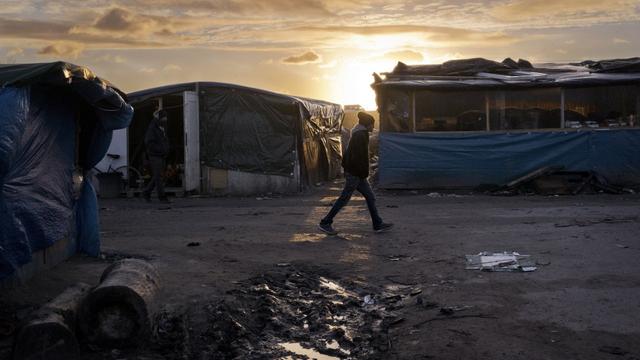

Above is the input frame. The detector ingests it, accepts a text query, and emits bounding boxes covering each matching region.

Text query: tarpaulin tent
[372,57,640,189]
[0,62,133,281]
[126,82,342,194]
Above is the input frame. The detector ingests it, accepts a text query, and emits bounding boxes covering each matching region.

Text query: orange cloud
[38,43,84,57]
[282,51,321,64]
[490,0,639,23]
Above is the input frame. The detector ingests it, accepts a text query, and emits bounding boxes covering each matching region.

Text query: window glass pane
[489,88,561,130]
[381,89,411,132]
[415,90,486,131]
[564,85,639,128]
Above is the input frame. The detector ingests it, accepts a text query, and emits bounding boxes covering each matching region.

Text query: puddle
[280,342,339,360]
[319,277,354,298]
[326,339,351,355]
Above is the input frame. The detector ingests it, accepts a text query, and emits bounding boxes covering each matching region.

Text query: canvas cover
[0,62,132,280]
[378,130,640,189]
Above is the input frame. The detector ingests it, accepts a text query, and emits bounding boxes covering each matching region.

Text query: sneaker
[142,192,151,202]
[374,222,394,233]
[318,223,338,235]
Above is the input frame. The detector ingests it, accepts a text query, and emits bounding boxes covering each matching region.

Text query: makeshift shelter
[121,82,342,196]
[0,62,133,284]
[372,57,640,189]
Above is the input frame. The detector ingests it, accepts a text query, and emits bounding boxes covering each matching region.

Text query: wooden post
[560,88,565,129]
[411,91,416,132]
[485,92,491,131]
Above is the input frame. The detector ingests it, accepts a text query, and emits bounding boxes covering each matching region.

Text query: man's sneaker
[318,223,338,235]
[374,222,394,233]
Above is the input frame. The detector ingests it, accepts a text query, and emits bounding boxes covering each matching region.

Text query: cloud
[37,43,84,57]
[94,54,127,63]
[319,60,338,68]
[383,50,423,63]
[139,67,157,73]
[6,47,24,57]
[489,0,639,24]
[94,7,141,32]
[116,0,337,17]
[613,37,630,44]
[162,64,182,71]
[295,25,517,45]
[0,17,167,47]
[282,51,321,64]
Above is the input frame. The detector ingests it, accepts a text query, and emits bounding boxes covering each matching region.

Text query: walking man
[319,112,393,235]
[142,109,170,203]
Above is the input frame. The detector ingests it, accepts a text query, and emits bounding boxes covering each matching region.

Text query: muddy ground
[3,182,640,359]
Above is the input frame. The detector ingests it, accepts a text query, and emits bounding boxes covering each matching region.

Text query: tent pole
[485,92,490,131]
[411,91,416,133]
[560,88,565,129]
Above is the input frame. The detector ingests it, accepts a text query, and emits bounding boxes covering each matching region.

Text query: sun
[330,51,429,110]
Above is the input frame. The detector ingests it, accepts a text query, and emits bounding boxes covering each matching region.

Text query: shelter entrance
[128,92,200,194]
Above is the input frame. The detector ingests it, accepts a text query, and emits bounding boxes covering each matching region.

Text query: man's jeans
[143,156,166,199]
[321,173,383,228]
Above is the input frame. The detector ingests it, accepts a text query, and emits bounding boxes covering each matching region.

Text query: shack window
[489,88,561,130]
[415,90,486,131]
[381,89,411,132]
[564,85,639,128]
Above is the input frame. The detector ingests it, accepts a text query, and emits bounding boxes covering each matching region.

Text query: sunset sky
[1,0,639,109]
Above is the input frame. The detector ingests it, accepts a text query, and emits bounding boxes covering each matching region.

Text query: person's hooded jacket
[144,118,170,158]
[342,124,370,178]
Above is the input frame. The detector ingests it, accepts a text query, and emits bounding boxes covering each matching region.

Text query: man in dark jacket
[142,110,170,203]
[319,112,393,235]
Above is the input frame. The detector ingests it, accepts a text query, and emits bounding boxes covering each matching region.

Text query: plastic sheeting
[378,130,640,189]
[374,57,640,91]
[130,82,343,183]
[199,86,299,176]
[1,62,132,280]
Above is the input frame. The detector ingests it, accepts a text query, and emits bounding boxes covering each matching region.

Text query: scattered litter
[410,288,423,296]
[465,251,537,272]
[187,242,200,247]
[615,244,629,249]
[256,196,272,201]
[276,263,291,267]
[362,295,376,306]
[598,345,628,356]
[386,205,399,208]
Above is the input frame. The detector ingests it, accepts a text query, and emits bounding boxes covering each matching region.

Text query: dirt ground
[3,181,640,359]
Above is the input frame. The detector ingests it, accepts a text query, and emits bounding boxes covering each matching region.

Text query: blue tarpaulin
[379,130,640,189]
[0,62,132,280]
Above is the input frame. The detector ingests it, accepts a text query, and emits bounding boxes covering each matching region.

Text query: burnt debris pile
[192,267,398,359]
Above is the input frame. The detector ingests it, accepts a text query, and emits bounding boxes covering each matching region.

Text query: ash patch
[194,267,399,359]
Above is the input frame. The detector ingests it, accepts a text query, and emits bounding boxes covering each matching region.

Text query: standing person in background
[319,112,393,235]
[142,109,170,203]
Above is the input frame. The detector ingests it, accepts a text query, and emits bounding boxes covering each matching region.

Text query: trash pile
[465,252,538,272]
[193,267,399,359]
[488,166,636,196]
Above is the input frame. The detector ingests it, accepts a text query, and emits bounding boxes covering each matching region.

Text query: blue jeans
[321,173,383,228]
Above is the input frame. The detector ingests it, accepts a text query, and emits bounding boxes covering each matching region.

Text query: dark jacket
[342,126,370,178]
[144,120,170,158]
